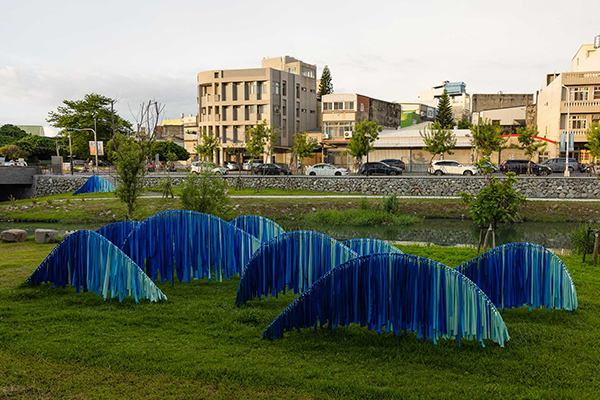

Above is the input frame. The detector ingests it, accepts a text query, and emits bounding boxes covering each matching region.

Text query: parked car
[243,159,263,171]
[358,162,403,176]
[500,159,552,176]
[305,163,348,176]
[380,159,406,171]
[478,160,499,173]
[253,163,291,175]
[223,161,240,171]
[582,164,600,175]
[541,158,579,173]
[190,161,228,175]
[3,159,28,167]
[428,160,478,176]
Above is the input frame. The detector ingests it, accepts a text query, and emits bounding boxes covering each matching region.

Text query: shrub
[180,172,232,219]
[45,198,53,206]
[381,194,399,215]
[359,197,369,210]
[306,209,418,227]
[570,224,600,255]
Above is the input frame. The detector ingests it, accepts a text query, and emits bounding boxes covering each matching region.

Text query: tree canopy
[420,121,457,162]
[47,93,133,159]
[151,141,189,161]
[346,119,382,165]
[586,122,600,166]
[196,128,220,161]
[435,89,455,129]
[14,135,58,162]
[318,66,334,98]
[0,124,28,146]
[516,126,547,175]
[469,119,506,160]
[290,131,318,172]
[244,120,277,161]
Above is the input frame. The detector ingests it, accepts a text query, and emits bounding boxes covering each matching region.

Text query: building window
[274,105,280,113]
[594,86,600,100]
[250,82,256,95]
[310,110,315,114]
[310,89,315,93]
[296,102,300,116]
[334,102,343,110]
[257,82,267,95]
[360,103,365,112]
[296,120,300,131]
[274,82,280,95]
[282,119,287,136]
[571,87,589,101]
[571,115,587,130]
[282,81,286,96]
[283,99,286,115]
[214,72,219,78]
[301,66,315,78]
[258,105,267,114]
[345,101,354,110]
[296,84,300,98]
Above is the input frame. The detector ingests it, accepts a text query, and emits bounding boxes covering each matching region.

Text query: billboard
[89,141,104,156]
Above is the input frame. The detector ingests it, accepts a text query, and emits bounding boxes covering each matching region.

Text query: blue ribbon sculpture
[121,210,261,283]
[342,238,404,256]
[73,175,115,195]
[230,215,286,243]
[26,230,166,302]
[235,231,357,307]
[263,253,510,347]
[456,243,578,311]
[96,221,140,248]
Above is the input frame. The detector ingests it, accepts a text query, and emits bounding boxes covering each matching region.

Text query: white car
[242,159,263,171]
[305,163,348,176]
[428,160,478,176]
[190,161,228,175]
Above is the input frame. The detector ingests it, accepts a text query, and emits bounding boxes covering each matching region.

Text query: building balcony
[561,100,600,114]
[562,71,600,86]
[560,129,589,142]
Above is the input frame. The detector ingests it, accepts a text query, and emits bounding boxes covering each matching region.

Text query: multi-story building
[197,56,318,164]
[320,93,402,167]
[537,35,600,162]
[397,103,436,128]
[158,114,199,161]
[418,81,471,122]
[471,93,534,133]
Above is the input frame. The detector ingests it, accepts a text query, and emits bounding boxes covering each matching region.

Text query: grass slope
[0,240,598,399]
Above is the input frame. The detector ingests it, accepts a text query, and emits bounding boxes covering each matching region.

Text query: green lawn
[0,240,598,399]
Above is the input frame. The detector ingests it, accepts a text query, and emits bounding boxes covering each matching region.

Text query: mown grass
[0,239,598,399]
[306,208,420,226]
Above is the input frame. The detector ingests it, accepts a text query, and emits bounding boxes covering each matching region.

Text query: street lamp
[561,85,571,177]
[67,123,98,174]
[365,131,371,176]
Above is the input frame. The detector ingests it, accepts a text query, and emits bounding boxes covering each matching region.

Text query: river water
[1,219,579,251]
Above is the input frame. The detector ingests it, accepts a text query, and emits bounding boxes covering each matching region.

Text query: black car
[500,159,552,176]
[380,159,406,171]
[358,162,403,176]
[253,163,291,175]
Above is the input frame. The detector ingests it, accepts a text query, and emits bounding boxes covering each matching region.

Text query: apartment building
[320,93,402,167]
[537,35,600,161]
[471,93,534,132]
[158,114,199,161]
[418,81,471,122]
[197,56,318,164]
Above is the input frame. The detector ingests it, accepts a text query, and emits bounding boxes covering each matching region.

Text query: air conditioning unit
[343,131,353,139]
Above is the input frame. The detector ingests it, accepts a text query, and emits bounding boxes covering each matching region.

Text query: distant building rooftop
[16,125,44,136]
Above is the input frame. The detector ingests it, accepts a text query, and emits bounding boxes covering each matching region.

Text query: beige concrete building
[158,114,199,161]
[537,35,600,162]
[197,56,318,164]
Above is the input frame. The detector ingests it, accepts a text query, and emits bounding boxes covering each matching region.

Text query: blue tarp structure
[73,175,115,195]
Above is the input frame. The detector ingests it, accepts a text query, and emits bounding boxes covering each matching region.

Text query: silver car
[305,163,348,176]
[190,161,228,175]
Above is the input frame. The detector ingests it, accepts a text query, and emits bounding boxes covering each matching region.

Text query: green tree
[109,134,148,219]
[196,128,220,161]
[516,126,547,175]
[420,121,457,163]
[435,89,455,129]
[0,124,27,146]
[457,116,472,130]
[14,135,57,162]
[151,141,189,161]
[180,172,231,219]
[245,120,277,163]
[346,119,382,170]
[47,93,133,159]
[290,131,317,173]
[0,144,27,160]
[586,122,600,175]
[469,119,507,161]
[318,65,334,98]
[460,174,526,253]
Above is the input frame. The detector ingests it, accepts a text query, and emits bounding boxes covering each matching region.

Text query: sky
[1,0,599,136]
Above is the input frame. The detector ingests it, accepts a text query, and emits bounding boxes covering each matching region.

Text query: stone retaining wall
[33,174,600,199]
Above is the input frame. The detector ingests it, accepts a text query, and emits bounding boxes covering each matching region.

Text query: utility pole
[94,117,99,174]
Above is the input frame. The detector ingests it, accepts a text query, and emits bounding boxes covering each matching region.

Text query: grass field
[1,240,598,399]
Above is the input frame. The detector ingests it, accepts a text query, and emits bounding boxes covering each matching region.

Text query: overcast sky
[1,0,599,134]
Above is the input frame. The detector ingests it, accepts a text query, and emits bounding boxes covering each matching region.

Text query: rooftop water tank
[595,35,600,49]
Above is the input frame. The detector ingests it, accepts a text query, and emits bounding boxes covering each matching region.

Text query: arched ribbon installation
[73,175,115,195]
[263,253,510,347]
[96,221,140,248]
[342,238,404,256]
[121,210,261,283]
[236,231,357,307]
[456,242,578,311]
[25,230,166,302]
[230,215,286,243]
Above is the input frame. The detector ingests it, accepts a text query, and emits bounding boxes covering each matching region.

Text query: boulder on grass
[1,229,28,243]
[34,229,59,244]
